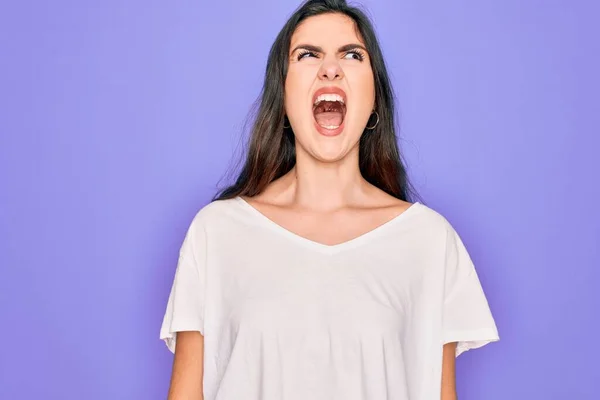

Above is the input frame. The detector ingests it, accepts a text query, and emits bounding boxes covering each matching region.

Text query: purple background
[1,1,598,399]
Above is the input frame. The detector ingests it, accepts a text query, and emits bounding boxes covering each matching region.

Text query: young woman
[160,0,499,399]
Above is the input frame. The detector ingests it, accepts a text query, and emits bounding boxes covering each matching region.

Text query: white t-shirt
[160,197,499,400]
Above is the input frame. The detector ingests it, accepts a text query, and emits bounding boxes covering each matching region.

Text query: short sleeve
[159,216,207,353]
[442,225,499,357]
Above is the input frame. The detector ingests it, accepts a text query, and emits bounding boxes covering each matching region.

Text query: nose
[318,57,344,81]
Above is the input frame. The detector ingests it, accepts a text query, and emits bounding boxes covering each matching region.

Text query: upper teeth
[314,93,345,105]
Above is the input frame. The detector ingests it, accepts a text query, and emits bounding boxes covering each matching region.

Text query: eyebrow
[290,43,368,54]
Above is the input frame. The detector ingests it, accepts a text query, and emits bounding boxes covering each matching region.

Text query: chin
[309,132,359,163]
[293,119,361,163]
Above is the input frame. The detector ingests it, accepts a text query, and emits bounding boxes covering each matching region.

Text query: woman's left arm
[441,342,458,400]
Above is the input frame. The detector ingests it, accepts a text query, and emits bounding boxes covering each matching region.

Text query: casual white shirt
[160,197,499,400]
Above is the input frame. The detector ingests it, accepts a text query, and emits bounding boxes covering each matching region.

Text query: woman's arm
[167,331,205,400]
[441,342,458,400]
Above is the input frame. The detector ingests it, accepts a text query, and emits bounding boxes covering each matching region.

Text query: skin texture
[442,342,459,399]
[168,331,204,400]
[167,13,458,400]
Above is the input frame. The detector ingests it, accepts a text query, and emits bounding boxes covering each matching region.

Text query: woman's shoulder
[182,196,244,232]
[412,201,453,228]
[411,202,478,251]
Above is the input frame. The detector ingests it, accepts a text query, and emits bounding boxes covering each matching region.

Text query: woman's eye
[344,51,365,61]
[298,51,318,60]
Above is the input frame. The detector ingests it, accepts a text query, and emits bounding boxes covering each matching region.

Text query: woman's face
[285,13,375,162]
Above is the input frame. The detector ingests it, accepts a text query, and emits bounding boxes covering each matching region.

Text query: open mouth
[312,88,347,133]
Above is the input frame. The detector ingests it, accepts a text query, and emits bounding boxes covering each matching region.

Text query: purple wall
[1,1,598,399]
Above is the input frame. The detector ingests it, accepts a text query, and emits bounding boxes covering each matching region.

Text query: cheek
[356,71,376,108]
[284,68,313,118]
[347,72,375,120]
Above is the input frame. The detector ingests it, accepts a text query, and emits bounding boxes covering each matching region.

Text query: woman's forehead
[290,13,364,49]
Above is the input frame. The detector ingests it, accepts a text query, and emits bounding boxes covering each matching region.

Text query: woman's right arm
[167,331,205,400]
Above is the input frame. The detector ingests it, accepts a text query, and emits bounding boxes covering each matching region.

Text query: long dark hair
[213,0,418,202]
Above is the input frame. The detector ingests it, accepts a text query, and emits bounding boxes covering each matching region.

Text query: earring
[283,116,291,129]
[366,111,379,130]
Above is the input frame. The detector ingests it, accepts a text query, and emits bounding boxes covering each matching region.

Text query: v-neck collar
[234,196,422,255]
